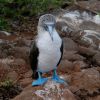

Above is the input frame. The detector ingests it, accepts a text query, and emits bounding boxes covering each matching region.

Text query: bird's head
[38,14,56,40]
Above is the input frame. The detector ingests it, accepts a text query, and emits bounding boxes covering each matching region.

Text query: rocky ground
[0,1,100,100]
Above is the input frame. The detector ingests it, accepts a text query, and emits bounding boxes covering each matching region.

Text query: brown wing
[29,40,39,79]
[57,40,63,66]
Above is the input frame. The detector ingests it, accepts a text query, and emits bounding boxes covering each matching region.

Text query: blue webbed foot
[32,72,48,86]
[32,78,48,86]
[52,70,65,84]
[52,76,65,83]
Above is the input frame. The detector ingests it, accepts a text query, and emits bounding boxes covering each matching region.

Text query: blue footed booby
[29,14,65,86]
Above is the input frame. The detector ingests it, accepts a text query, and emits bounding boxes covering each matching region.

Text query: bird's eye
[43,24,48,31]
[52,24,55,27]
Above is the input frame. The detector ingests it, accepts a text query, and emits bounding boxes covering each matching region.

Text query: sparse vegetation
[0,79,22,99]
[0,0,75,30]
[0,79,13,88]
[0,17,10,30]
[98,12,100,16]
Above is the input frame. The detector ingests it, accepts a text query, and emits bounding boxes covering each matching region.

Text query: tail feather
[32,71,38,79]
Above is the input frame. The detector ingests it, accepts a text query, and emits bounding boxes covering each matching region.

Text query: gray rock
[58,60,74,73]
[69,68,100,95]
[78,46,97,56]
[63,38,79,51]
[73,61,88,69]
[93,52,100,65]
[13,79,77,100]
[63,50,85,61]
[7,71,18,82]
[13,47,30,62]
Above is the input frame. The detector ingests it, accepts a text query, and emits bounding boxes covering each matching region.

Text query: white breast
[37,30,62,72]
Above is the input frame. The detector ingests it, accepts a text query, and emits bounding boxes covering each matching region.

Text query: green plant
[0,0,75,17]
[0,17,9,30]
[0,79,13,89]
[97,12,100,16]
[0,79,22,99]
[0,0,75,31]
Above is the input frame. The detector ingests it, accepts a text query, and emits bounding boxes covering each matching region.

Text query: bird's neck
[52,29,61,41]
[37,26,61,42]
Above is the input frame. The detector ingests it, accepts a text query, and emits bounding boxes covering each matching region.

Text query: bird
[29,14,65,86]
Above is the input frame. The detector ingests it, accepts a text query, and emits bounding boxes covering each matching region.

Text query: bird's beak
[48,25,53,40]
